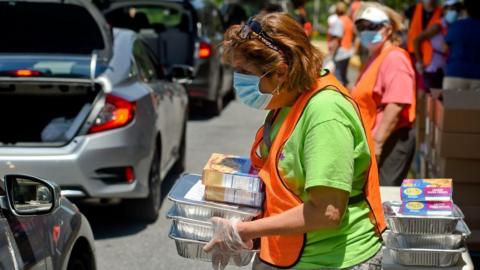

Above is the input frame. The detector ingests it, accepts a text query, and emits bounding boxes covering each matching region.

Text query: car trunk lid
[0,0,113,60]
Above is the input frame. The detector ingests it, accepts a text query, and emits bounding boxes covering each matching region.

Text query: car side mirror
[168,65,194,85]
[2,174,60,216]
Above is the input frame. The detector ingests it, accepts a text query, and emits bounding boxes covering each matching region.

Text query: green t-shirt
[260,89,381,269]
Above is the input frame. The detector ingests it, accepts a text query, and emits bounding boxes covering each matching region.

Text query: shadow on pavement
[75,171,183,240]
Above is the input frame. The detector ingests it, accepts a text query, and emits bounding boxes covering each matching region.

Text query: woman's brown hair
[222,12,324,93]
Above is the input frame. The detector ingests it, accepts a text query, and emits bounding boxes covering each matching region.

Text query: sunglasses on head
[355,20,386,32]
[237,17,284,55]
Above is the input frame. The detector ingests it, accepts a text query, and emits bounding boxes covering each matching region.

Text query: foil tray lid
[167,174,262,217]
[383,201,464,220]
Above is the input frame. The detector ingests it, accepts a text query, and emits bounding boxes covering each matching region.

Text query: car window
[196,4,223,37]
[133,41,157,82]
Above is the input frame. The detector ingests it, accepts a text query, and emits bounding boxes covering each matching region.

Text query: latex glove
[203,217,253,270]
[415,61,424,74]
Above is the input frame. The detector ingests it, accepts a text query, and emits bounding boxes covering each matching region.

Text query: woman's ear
[384,25,393,38]
[275,63,289,84]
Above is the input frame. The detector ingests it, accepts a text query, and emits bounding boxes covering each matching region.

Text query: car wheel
[67,258,90,270]
[125,146,162,222]
[205,68,223,116]
[172,122,186,174]
[67,254,91,270]
[207,92,223,116]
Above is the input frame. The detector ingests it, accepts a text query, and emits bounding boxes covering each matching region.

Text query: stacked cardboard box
[202,153,264,208]
[419,89,480,252]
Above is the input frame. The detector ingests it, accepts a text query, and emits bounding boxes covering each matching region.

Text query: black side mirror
[168,65,194,85]
[2,174,60,216]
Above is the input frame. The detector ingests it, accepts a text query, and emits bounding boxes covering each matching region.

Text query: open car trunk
[0,0,113,146]
[0,81,102,146]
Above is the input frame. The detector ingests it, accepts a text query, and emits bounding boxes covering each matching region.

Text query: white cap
[444,0,461,6]
[355,6,390,24]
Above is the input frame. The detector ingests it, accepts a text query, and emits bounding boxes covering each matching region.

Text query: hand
[203,217,253,270]
[415,61,424,74]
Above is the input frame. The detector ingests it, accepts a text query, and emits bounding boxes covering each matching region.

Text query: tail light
[198,42,212,59]
[89,95,136,134]
[9,69,42,77]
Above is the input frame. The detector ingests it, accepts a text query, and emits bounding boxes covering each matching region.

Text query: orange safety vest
[407,3,443,65]
[250,72,387,268]
[339,15,354,50]
[352,45,416,134]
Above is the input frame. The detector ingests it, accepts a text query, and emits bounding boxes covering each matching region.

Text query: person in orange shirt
[406,0,442,71]
[328,2,355,86]
[352,4,416,186]
[413,0,462,90]
[349,0,362,19]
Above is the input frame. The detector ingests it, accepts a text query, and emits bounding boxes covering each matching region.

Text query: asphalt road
[78,97,266,270]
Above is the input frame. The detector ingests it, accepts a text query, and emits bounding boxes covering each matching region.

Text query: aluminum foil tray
[383,201,464,234]
[168,174,262,222]
[169,225,257,265]
[385,245,465,267]
[384,219,470,250]
[167,206,214,242]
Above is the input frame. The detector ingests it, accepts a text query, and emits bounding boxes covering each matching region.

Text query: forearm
[373,103,404,145]
[413,37,423,62]
[237,188,347,241]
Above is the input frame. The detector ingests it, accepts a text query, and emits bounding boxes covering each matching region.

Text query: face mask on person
[444,10,459,24]
[359,30,384,50]
[233,72,273,110]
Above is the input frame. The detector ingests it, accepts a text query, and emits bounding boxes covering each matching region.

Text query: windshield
[0,55,109,79]
[105,4,192,33]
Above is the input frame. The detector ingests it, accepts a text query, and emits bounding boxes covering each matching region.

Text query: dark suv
[100,0,233,115]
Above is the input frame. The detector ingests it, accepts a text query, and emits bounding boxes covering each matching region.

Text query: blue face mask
[359,30,384,48]
[233,72,273,110]
[444,10,458,24]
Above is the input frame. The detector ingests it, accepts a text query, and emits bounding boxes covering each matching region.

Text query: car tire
[206,92,223,116]
[205,68,223,116]
[125,146,162,222]
[67,254,91,270]
[172,122,187,174]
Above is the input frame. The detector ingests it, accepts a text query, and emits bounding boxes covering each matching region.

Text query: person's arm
[328,37,341,57]
[237,186,348,241]
[373,103,404,156]
[413,24,442,72]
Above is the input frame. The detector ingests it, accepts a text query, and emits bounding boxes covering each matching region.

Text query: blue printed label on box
[400,178,452,202]
[400,201,453,216]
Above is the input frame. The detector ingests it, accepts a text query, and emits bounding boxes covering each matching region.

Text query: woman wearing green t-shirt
[203,12,384,270]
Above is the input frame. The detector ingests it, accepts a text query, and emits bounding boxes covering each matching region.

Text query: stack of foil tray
[167,174,260,265]
[383,201,469,267]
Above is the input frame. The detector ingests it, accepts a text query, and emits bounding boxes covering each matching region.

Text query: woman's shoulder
[303,89,357,125]
[381,48,414,74]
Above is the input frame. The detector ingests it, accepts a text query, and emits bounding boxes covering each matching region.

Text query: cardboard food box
[202,153,262,192]
[433,154,480,184]
[400,178,453,202]
[434,90,480,133]
[452,183,480,207]
[204,185,264,208]
[434,127,480,159]
[399,201,453,216]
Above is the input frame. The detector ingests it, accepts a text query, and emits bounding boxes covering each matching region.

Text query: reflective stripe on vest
[352,45,416,135]
[339,15,354,50]
[250,72,387,268]
[407,4,443,65]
